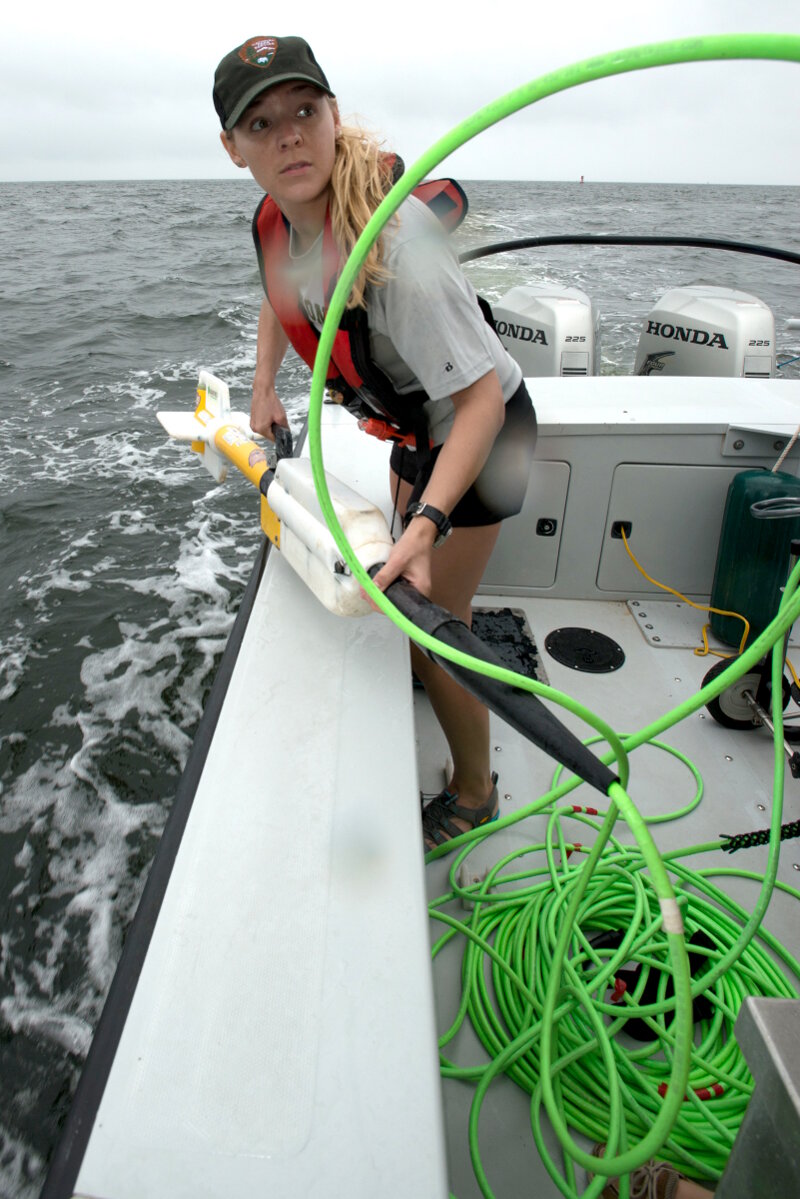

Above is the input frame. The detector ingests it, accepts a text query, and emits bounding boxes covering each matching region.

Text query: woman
[213,35,537,849]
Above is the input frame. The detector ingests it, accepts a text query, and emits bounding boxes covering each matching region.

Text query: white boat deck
[66,379,800,1199]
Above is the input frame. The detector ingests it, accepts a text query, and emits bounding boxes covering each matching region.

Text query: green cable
[435,560,800,865]
[426,558,800,1195]
[431,594,800,1194]
[430,797,799,1194]
[538,784,694,1177]
[551,737,704,824]
[305,30,800,843]
[301,29,800,1199]
[306,30,800,688]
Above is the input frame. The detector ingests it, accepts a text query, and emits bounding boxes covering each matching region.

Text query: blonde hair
[329,122,396,309]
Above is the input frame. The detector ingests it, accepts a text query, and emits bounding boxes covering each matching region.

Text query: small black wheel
[703,656,790,730]
[755,665,792,715]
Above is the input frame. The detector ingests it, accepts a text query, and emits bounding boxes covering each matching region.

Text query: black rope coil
[720,819,800,853]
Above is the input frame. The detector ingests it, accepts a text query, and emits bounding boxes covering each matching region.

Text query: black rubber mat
[471,607,547,683]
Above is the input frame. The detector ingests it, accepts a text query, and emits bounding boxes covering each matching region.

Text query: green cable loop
[550,737,704,824]
[305,30,800,836]
[301,29,800,1199]
[306,31,800,706]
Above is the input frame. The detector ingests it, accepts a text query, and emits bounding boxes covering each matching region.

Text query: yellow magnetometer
[157,370,393,616]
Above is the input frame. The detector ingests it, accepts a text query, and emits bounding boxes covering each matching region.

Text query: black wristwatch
[403,502,453,548]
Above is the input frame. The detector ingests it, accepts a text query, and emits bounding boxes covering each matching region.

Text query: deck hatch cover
[544,627,625,673]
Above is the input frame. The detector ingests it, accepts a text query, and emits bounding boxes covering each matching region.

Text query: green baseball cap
[213,35,334,130]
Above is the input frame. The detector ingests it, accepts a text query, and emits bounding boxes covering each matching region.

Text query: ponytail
[329,123,396,309]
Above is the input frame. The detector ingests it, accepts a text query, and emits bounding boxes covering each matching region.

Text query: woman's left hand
[370,517,437,600]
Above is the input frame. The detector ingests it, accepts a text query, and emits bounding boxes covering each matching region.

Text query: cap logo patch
[239,37,278,69]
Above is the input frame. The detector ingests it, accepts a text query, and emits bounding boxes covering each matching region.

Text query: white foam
[0,997,93,1059]
[67,888,120,996]
[41,569,93,594]
[13,838,33,871]
[109,509,160,536]
[1,354,271,1194]
[0,1121,44,1199]
[0,756,70,831]
[2,509,257,1031]
[0,635,31,701]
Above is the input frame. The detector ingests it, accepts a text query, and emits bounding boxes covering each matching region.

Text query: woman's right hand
[250,298,291,440]
[250,380,289,441]
[370,517,436,600]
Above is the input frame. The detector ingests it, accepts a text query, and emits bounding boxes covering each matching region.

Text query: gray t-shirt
[290,195,522,445]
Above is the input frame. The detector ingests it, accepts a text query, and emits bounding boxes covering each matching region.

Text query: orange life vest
[251,169,468,452]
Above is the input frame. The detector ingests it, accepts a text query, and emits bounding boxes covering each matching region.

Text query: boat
[40,333,800,1199]
[41,35,800,1199]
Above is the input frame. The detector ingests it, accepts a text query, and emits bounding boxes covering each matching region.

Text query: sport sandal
[422,772,499,847]
[587,1143,688,1199]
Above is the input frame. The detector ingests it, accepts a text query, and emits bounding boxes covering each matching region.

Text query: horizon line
[0,176,796,187]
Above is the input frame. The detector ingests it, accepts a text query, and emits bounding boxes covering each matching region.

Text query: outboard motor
[634,285,776,377]
[492,285,598,376]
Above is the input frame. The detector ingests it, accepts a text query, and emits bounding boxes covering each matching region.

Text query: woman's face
[221,81,339,225]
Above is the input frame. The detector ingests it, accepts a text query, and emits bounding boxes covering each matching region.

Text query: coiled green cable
[429,567,800,1196]
[431,821,800,1195]
[305,29,800,1199]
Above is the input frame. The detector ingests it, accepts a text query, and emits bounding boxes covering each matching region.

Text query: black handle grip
[272,424,294,461]
[373,568,617,797]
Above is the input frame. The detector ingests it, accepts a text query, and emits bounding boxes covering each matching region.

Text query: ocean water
[1,177,799,1198]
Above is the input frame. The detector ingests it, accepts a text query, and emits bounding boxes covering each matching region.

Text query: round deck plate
[544,627,625,673]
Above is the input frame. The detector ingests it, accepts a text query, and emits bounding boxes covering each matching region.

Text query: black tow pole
[379,572,617,797]
[270,431,615,795]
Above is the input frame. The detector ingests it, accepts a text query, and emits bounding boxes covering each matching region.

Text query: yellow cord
[620,529,750,656]
[697,623,733,662]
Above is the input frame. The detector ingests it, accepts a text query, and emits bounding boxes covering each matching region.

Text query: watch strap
[403,502,453,547]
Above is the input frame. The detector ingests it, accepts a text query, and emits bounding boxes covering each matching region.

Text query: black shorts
[389,379,537,528]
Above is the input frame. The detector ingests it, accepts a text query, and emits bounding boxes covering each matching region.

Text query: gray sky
[2,1,798,183]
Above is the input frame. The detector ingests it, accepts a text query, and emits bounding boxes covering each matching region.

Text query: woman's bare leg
[391,471,501,835]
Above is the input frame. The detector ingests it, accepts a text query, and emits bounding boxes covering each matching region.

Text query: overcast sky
[2,1,798,184]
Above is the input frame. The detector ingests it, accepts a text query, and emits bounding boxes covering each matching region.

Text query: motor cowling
[492,285,598,376]
[634,285,776,378]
